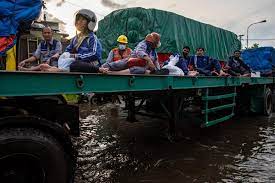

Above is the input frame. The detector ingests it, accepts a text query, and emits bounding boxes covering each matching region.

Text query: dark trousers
[70,61,99,73]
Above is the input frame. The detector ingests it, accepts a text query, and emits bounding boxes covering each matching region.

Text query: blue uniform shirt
[66,32,101,63]
[190,55,221,76]
[34,39,62,62]
[176,56,190,75]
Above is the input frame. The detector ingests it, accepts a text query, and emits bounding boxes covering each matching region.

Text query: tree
[250,43,259,49]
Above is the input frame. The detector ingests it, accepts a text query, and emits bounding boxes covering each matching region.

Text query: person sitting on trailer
[225,50,250,77]
[64,9,108,73]
[103,32,161,74]
[106,35,132,63]
[176,46,198,76]
[18,26,62,70]
[189,47,228,76]
[101,35,132,71]
[19,9,108,73]
[163,46,198,76]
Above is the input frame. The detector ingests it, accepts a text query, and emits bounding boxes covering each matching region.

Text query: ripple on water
[74,104,275,183]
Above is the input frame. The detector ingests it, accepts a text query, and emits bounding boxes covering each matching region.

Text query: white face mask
[156,42,161,48]
[118,44,126,50]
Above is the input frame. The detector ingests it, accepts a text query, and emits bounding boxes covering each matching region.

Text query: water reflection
[74,103,275,183]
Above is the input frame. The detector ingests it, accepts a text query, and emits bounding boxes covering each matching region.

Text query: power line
[242,39,275,41]
[64,0,107,17]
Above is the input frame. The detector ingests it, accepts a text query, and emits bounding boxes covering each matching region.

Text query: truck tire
[264,88,273,116]
[0,128,73,183]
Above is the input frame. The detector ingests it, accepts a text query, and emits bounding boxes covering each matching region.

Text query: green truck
[0,71,274,182]
[0,3,273,183]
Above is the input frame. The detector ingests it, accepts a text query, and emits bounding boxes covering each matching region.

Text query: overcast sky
[45,0,275,48]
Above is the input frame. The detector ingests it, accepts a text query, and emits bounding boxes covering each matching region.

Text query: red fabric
[127,58,147,68]
[0,35,16,52]
[219,60,226,68]
[157,52,172,66]
[112,48,132,62]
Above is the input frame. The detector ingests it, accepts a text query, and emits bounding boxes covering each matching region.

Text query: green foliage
[250,43,259,49]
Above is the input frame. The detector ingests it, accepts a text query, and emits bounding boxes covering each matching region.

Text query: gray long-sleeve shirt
[131,40,160,69]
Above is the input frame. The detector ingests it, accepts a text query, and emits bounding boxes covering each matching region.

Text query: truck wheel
[264,88,273,116]
[32,95,67,104]
[0,128,73,183]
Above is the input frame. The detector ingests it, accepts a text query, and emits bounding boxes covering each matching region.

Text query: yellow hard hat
[117,35,128,44]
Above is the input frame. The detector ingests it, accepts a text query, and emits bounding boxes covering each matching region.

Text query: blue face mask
[118,44,126,50]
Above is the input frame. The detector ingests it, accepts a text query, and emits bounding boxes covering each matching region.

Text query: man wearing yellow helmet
[106,35,132,63]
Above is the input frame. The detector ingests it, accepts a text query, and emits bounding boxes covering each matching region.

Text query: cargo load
[97,7,241,60]
[242,47,275,76]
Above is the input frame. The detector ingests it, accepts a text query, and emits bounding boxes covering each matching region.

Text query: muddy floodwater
[73,103,275,183]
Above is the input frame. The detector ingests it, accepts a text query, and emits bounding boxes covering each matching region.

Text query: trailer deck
[1,70,274,130]
[1,71,274,96]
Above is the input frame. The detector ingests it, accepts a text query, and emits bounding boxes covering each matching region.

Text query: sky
[45,0,275,48]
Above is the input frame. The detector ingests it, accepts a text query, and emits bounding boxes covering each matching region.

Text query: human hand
[188,71,199,77]
[45,59,51,65]
[223,65,230,71]
[99,67,109,74]
[18,61,26,67]
[219,70,230,77]
[52,54,59,58]
[70,54,76,58]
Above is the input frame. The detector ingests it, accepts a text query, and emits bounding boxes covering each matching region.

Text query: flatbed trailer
[0,71,275,183]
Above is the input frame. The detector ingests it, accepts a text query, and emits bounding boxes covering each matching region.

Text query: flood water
[73,103,275,183]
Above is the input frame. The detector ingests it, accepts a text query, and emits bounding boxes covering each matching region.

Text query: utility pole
[246,20,267,49]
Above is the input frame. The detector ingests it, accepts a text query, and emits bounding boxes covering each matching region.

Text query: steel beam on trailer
[126,92,136,122]
[201,113,235,128]
[202,93,237,101]
[0,71,275,97]
[202,103,236,114]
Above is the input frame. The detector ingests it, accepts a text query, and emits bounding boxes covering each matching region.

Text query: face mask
[118,44,126,50]
[156,42,161,48]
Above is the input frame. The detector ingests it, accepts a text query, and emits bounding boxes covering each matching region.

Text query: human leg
[102,60,128,71]
[18,65,42,71]
[129,66,147,74]
[70,61,99,73]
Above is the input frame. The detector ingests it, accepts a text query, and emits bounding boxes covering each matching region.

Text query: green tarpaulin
[97,7,241,60]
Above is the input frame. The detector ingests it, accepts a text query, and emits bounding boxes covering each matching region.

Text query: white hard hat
[75,9,97,31]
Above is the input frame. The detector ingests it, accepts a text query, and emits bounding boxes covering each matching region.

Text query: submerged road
[74,103,275,183]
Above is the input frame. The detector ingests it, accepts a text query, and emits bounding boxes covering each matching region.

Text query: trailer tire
[0,128,73,183]
[264,88,273,116]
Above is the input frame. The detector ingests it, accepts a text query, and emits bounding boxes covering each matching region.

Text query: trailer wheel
[0,128,73,183]
[264,88,273,116]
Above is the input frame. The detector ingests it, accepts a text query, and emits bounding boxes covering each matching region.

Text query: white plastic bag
[163,65,184,76]
[251,71,261,77]
[168,54,179,66]
[59,52,71,60]
[57,52,75,71]
[163,55,184,76]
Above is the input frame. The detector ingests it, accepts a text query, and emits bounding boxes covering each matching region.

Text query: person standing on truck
[225,50,251,77]
[18,27,62,70]
[189,47,227,76]
[63,9,108,73]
